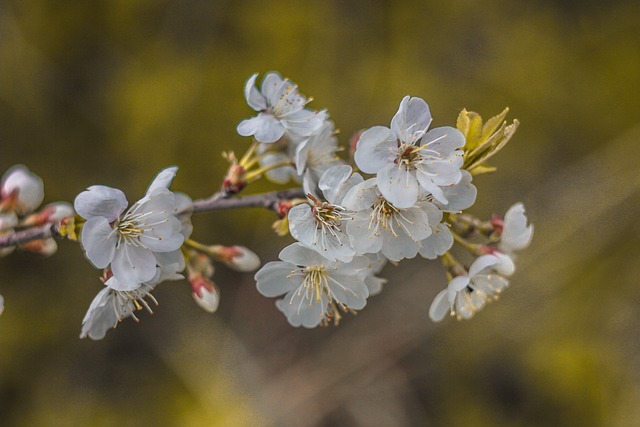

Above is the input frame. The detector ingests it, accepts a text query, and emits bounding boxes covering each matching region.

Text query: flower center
[369,196,414,238]
[112,207,168,249]
[309,195,352,250]
[302,265,329,304]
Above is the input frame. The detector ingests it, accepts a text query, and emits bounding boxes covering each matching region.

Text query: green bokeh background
[1,1,639,426]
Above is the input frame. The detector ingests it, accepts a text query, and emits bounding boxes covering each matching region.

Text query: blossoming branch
[0,71,532,339]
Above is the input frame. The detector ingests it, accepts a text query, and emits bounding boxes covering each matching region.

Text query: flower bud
[189,273,219,313]
[22,202,74,226]
[0,294,4,316]
[211,245,261,272]
[221,163,247,195]
[1,165,44,214]
[20,238,58,257]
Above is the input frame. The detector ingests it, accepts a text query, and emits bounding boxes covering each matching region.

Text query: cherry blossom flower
[294,120,343,195]
[429,254,510,322]
[499,202,534,253]
[237,72,326,143]
[1,165,44,214]
[354,96,465,208]
[288,165,362,262]
[255,243,370,328]
[74,167,187,290]
[342,179,442,262]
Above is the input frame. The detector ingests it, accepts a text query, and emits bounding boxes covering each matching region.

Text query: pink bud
[21,238,58,257]
[212,245,261,272]
[189,273,219,313]
[23,202,74,226]
[1,165,44,215]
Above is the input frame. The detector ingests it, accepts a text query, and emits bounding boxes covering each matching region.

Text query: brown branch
[191,188,305,214]
[0,223,60,248]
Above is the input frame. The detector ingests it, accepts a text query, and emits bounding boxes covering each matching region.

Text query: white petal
[341,179,378,211]
[74,185,128,222]
[380,232,420,261]
[493,252,515,276]
[146,166,178,195]
[420,126,465,155]
[81,217,117,269]
[472,274,509,295]
[261,72,285,101]
[501,203,534,252]
[278,242,329,267]
[429,289,450,322]
[278,291,327,328]
[346,212,382,254]
[354,126,397,174]
[80,288,118,340]
[391,96,432,144]
[376,164,419,209]
[255,261,302,297]
[111,245,157,290]
[419,223,453,259]
[328,272,368,309]
[244,73,267,111]
[448,276,471,299]
[416,178,448,205]
[423,158,463,187]
[438,170,477,212]
[469,254,501,276]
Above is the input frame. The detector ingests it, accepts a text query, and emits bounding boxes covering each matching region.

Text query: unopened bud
[211,245,261,272]
[221,163,247,195]
[189,273,219,313]
[1,165,44,214]
[21,238,58,257]
[0,294,4,316]
[348,129,364,162]
[23,202,74,226]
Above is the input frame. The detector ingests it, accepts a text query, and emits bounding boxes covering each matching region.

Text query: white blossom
[237,72,326,143]
[499,203,534,253]
[363,253,387,296]
[74,167,187,290]
[288,165,361,262]
[294,120,343,195]
[255,243,370,328]
[354,96,465,208]
[80,261,183,340]
[429,254,510,322]
[1,165,44,214]
[342,179,442,262]
[433,170,477,213]
[419,222,454,260]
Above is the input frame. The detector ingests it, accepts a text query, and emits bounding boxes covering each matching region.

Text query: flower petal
[81,216,117,269]
[377,164,419,209]
[354,126,397,174]
[74,185,128,222]
[146,166,178,195]
[244,73,267,111]
[255,261,302,297]
[429,289,450,322]
[391,96,432,144]
[111,245,157,290]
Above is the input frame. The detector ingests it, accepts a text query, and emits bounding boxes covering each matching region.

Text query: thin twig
[191,188,305,214]
[0,223,60,248]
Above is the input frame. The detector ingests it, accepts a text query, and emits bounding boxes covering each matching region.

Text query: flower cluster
[244,75,529,328]
[1,70,532,338]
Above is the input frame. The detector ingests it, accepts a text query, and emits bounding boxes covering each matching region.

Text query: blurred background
[1,0,639,426]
